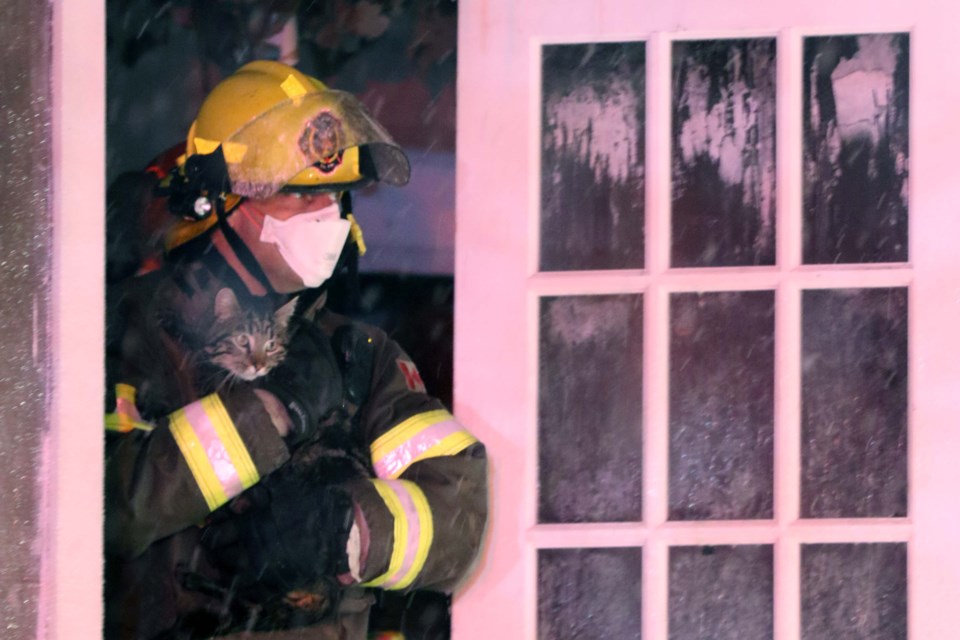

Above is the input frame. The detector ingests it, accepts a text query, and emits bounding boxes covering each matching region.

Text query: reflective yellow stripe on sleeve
[370,410,478,479]
[105,413,154,432]
[105,383,153,432]
[363,479,434,590]
[168,394,260,511]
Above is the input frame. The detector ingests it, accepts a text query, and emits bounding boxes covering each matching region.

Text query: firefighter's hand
[252,389,294,437]
[201,481,355,603]
[257,319,343,447]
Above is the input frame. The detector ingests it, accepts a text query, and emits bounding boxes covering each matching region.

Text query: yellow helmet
[163,60,410,250]
[184,60,409,196]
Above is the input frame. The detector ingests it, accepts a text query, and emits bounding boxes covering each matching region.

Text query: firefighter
[104,60,487,639]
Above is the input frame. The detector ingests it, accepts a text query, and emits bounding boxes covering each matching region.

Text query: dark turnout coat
[104,262,488,639]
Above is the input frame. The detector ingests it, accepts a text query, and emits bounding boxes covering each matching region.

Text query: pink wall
[45,1,105,637]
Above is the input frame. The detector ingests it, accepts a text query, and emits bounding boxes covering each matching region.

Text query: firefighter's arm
[104,387,291,559]
[346,429,488,592]
[340,325,488,592]
[186,321,489,596]
[105,312,345,559]
[194,408,487,597]
[190,316,488,596]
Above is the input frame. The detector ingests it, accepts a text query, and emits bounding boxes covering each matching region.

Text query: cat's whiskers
[215,371,246,394]
[169,287,298,394]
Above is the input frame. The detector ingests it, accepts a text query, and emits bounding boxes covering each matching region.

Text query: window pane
[539,295,643,523]
[801,288,907,518]
[540,42,645,271]
[539,547,642,640]
[672,38,777,267]
[669,545,773,640]
[802,33,910,264]
[802,543,907,640]
[669,291,775,520]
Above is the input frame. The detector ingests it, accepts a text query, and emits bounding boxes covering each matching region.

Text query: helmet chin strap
[174,189,361,302]
[212,198,276,296]
[340,191,360,309]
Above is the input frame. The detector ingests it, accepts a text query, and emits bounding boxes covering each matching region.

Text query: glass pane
[801,288,907,518]
[670,545,773,640]
[669,291,775,520]
[802,543,907,640]
[540,42,645,271]
[539,295,643,523]
[672,38,777,267]
[539,547,642,640]
[802,33,910,264]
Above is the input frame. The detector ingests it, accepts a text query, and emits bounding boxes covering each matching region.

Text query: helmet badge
[300,111,345,174]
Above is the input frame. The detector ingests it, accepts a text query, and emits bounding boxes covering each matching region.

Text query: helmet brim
[222,90,410,198]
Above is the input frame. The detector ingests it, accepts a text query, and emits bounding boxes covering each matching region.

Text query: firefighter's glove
[257,318,343,447]
[201,482,354,604]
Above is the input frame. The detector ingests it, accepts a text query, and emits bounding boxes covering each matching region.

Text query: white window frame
[453,2,960,639]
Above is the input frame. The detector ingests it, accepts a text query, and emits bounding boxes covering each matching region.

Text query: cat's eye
[235,335,249,347]
[264,339,278,353]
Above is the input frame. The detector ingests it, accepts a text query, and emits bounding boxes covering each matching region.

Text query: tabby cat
[194,290,371,631]
[202,287,298,382]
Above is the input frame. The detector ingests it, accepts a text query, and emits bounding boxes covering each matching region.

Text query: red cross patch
[396,359,426,393]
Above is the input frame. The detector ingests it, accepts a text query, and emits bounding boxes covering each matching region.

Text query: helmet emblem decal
[300,111,345,174]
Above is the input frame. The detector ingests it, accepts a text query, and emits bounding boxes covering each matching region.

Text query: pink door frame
[45,0,106,637]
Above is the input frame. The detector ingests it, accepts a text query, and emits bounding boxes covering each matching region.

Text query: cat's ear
[274,295,299,328]
[214,288,241,322]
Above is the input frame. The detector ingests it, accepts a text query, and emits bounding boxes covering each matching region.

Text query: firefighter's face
[252,192,337,220]
[223,192,340,293]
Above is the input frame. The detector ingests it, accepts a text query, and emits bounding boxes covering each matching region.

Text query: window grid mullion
[775,27,803,640]
[775,282,802,529]
[643,29,672,640]
[646,31,672,277]
[775,31,803,514]
[643,281,670,528]
[775,538,802,640]
[775,280,803,640]
[779,27,803,273]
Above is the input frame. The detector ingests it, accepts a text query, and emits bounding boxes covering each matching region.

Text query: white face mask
[258,202,351,288]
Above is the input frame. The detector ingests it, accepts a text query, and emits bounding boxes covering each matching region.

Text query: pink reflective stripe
[380,480,422,589]
[182,400,245,499]
[374,419,464,478]
[116,396,140,420]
